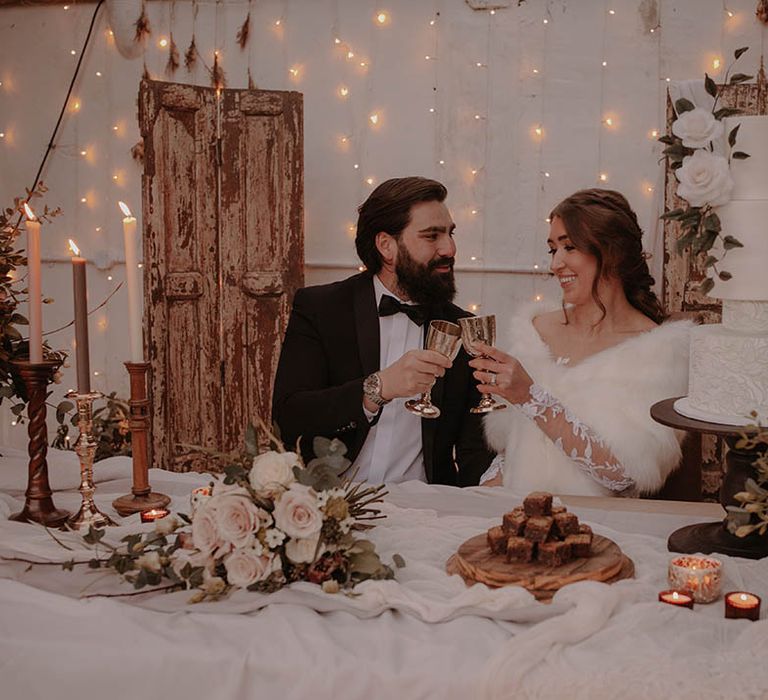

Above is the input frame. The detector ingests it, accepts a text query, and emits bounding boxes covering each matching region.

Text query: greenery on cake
[659,46,753,294]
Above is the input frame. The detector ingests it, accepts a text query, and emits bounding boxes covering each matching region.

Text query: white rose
[224,548,279,588]
[155,515,181,536]
[135,550,163,573]
[191,502,225,556]
[212,491,263,549]
[284,535,321,564]
[671,108,724,148]
[676,150,734,207]
[273,483,323,540]
[249,451,299,492]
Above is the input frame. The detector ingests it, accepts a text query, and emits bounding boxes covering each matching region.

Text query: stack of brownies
[486,491,593,567]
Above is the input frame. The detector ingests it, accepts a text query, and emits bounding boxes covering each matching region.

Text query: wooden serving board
[446,533,634,602]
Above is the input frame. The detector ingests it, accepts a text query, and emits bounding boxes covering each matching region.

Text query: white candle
[23,203,43,362]
[119,202,143,362]
[68,239,91,393]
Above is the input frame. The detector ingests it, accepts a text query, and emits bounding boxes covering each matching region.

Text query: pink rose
[224,548,280,588]
[191,502,225,556]
[212,491,264,549]
[273,484,323,540]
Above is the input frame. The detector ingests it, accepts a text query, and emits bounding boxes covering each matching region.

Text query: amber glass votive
[140,507,170,523]
[724,592,761,621]
[658,590,694,609]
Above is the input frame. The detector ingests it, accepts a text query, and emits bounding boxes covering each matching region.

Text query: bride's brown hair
[549,188,666,325]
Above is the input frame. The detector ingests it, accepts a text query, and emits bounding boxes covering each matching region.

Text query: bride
[471,189,693,496]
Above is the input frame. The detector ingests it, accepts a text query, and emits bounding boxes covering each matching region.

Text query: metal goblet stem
[405,320,462,420]
[458,315,507,414]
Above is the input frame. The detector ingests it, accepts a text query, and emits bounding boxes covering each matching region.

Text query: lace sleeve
[515,383,637,495]
[479,453,505,485]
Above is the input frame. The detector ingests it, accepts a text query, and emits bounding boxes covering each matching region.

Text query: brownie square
[551,505,567,515]
[506,536,535,563]
[538,540,572,567]
[578,523,593,537]
[553,512,579,537]
[523,491,553,517]
[502,509,527,535]
[565,533,592,558]
[524,515,553,543]
[487,526,508,555]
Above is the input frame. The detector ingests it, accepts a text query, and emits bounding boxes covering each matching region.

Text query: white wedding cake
[675,115,768,426]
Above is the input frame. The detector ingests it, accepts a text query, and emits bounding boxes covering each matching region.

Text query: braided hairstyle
[549,189,666,325]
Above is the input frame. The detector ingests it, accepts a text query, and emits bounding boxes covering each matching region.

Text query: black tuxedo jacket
[272,273,494,486]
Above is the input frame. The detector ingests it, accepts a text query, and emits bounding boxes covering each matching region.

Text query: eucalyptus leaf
[723,235,744,250]
[703,256,718,268]
[729,73,753,84]
[704,73,718,98]
[703,213,721,232]
[733,46,749,60]
[732,151,750,160]
[728,123,740,148]
[674,98,695,114]
[718,270,732,281]
[714,107,742,119]
[392,553,406,568]
[699,277,715,295]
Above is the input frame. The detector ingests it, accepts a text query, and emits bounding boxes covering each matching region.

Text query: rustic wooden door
[139,80,303,471]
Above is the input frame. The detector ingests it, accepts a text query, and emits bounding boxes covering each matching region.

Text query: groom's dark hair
[355,176,447,274]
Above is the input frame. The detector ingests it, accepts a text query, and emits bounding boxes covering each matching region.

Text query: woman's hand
[479,472,503,487]
[468,342,534,405]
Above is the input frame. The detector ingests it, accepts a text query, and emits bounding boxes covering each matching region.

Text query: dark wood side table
[651,398,767,560]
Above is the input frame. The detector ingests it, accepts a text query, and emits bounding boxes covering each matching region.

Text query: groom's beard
[394,241,456,306]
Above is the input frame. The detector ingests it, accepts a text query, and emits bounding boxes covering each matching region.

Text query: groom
[272,176,493,486]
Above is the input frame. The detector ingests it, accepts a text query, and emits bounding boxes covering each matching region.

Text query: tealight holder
[140,507,170,523]
[658,590,694,609]
[67,390,116,530]
[668,555,723,603]
[724,591,761,621]
[190,486,212,515]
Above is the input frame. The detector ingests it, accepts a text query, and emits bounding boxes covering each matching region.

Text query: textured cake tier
[722,300,768,333]
[711,201,768,301]
[723,116,768,201]
[683,322,768,425]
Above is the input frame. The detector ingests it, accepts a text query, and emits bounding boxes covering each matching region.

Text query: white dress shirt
[352,276,427,484]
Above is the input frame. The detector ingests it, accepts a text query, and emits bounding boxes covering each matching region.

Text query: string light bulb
[158,37,169,48]
[650,129,659,138]
[338,85,349,98]
[375,11,390,25]
[366,177,375,186]
[369,113,379,125]
[599,173,608,182]
[712,58,721,70]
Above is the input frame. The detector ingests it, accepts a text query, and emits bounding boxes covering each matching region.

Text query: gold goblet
[405,320,462,419]
[459,315,507,413]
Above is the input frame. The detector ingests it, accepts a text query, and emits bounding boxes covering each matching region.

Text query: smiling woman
[475,189,693,498]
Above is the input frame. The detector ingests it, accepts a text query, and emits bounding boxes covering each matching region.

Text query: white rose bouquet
[659,46,752,293]
[60,421,401,602]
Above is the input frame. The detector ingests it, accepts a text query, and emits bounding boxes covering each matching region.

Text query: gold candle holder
[112,362,170,516]
[67,390,116,529]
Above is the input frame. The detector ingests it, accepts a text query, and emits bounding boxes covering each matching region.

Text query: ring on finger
[488,372,497,387]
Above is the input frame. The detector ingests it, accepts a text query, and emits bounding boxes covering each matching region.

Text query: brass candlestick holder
[10,359,71,527]
[67,390,116,529]
[112,362,170,516]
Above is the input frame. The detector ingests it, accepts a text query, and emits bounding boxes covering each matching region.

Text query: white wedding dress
[483,304,694,497]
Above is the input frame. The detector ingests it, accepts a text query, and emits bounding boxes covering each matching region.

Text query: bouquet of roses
[66,423,400,602]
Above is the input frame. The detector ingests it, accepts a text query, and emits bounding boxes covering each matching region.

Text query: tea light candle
[668,555,723,603]
[140,507,170,523]
[658,590,694,609]
[724,592,761,621]
[190,486,212,514]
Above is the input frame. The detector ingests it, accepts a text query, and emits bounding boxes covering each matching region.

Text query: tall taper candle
[23,203,43,362]
[118,202,143,362]
[68,239,91,393]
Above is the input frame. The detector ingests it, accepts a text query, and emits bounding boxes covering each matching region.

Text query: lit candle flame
[23,202,36,221]
[118,201,132,218]
[68,239,80,256]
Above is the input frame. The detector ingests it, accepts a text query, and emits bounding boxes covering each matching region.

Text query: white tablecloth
[0,445,766,699]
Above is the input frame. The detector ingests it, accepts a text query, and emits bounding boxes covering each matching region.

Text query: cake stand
[651,398,767,560]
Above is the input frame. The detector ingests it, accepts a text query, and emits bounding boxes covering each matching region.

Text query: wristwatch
[363,372,390,408]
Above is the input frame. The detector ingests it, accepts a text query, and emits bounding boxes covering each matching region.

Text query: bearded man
[272,177,494,485]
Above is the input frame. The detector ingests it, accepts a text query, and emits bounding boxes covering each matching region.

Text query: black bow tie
[378,295,430,327]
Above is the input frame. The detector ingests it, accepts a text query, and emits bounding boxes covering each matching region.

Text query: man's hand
[379,349,452,401]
